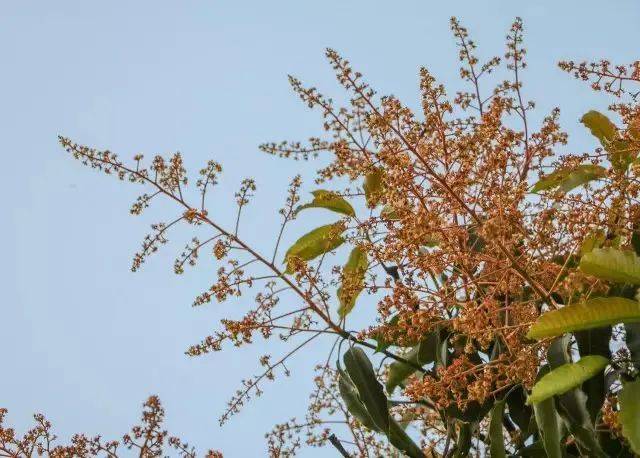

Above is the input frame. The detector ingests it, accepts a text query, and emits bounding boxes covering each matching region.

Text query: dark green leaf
[532,366,563,458]
[343,347,390,432]
[625,323,640,369]
[619,378,640,454]
[388,419,425,458]
[489,400,507,458]
[506,386,533,435]
[386,334,438,393]
[337,363,380,431]
[454,422,472,458]
[574,326,611,422]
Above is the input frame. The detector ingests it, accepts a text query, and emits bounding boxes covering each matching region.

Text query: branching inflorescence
[23,16,640,457]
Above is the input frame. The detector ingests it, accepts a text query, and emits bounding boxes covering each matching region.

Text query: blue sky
[2,1,639,456]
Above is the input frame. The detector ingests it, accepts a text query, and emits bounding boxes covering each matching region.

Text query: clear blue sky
[2,1,638,456]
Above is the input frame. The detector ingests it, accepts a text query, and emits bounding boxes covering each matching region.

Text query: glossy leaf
[527,355,609,405]
[547,339,606,456]
[531,164,606,193]
[532,367,563,458]
[284,223,345,273]
[527,297,640,340]
[386,334,438,393]
[337,247,369,317]
[363,168,385,208]
[580,247,640,284]
[575,324,611,423]
[337,365,380,431]
[489,400,507,458]
[619,378,640,454]
[297,190,355,217]
[387,419,425,458]
[343,347,390,432]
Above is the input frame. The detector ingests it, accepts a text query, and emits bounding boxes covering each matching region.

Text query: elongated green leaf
[580,230,606,256]
[582,110,617,145]
[581,110,632,171]
[527,297,640,340]
[580,247,640,284]
[619,378,640,454]
[337,364,380,431]
[532,366,563,458]
[489,400,507,458]
[387,419,425,458]
[574,326,611,422]
[531,164,606,193]
[343,347,390,432]
[547,339,607,457]
[284,223,345,273]
[527,355,609,405]
[364,168,385,208]
[454,422,472,458]
[337,247,369,317]
[386,334,438,393]
[297,190,355,217]
[505,386,533,435]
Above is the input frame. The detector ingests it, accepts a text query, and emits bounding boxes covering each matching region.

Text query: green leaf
[337,364,381,431]
[297,190,355,217]
[532,366,563,458]
[387,419,425,458]
[505,386,533,435]
[284,223,345,273]
[547,338,606,457]
[580,230,606,257]
[527,355,609,405]
[527,297,640,340]
[454,422,473,458]
[574,326,611,422]
[531,164,606,193]
[581,110,632,171]
[625,323,640,369]
[337,247,369,317]
[619,378,640,454]
[381,205,400,221]
[364,168,385,208]
[582,110,617,145]
[343,347,390,432]
[580,247,640,284]
[386,334,438,393]
[489,400,507,458]
[515,440,547,457]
